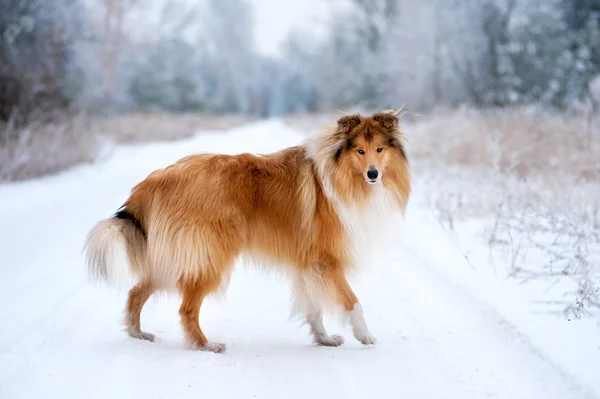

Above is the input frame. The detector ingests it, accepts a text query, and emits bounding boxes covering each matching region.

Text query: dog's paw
[316,334,344,347]
[127,326,156,342]
[355,332,376,345]
[200,342,227,353]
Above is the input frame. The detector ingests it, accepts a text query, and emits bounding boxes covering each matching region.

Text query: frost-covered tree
[381,0,465,109]
[562,0,600,98]
[311,16,363,110]
[281,0,600,112]
[129,38,205,111]
[563,0,600,73]
[278,32,319,114]
[340,0,399,108]
[0,0,92,125]
[447,0,596,107]
[201,0,256,114]
[494,0,575,105]
[280,0,468,111]
[126,0,206,111]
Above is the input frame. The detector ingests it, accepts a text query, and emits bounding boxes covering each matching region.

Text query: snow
[0,120,598,399]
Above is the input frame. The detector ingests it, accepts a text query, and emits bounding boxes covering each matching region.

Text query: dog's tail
[84,209,146,288]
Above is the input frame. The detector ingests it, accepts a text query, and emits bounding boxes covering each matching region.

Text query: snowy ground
[1,120,598,399]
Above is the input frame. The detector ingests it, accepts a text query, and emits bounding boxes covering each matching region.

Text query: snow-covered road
[0,120,597,398]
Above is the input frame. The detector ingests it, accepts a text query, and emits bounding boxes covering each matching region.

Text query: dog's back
[84,146,329,290]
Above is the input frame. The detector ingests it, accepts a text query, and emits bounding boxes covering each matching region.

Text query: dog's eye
[377,147,383,153]
[358,149,365,155]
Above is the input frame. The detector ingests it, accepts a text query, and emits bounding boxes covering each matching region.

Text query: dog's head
[333,111,408,186]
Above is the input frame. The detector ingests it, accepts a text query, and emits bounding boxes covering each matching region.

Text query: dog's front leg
[328,267,376,345]
[306,306,345,346]
[293,274,345,346]
[348,301,376,345]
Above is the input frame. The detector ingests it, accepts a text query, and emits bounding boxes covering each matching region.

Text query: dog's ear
[337,115,361,135]
[372,112,398,129]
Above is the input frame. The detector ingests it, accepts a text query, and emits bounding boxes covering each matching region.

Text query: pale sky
[250,0,333,57]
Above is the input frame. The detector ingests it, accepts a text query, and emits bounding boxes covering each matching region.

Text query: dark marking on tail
[114,208,147,239]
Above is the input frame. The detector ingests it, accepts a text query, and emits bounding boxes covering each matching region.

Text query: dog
[84,110,411,353]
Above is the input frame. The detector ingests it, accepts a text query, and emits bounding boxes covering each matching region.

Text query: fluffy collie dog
[84,110,411,353]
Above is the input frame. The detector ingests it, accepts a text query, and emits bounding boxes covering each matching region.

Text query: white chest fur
[326,182,401,268]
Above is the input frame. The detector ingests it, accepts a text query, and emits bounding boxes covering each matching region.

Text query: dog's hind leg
[174,221,241,353]
[125,280,156,342]
[178,275,227,353]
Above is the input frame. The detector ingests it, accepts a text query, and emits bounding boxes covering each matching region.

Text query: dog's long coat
[84,111,411,352]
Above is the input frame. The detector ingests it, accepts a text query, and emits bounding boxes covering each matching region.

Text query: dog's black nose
[367,168,378,180]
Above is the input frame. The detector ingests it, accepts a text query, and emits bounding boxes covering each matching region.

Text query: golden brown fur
[84,111,411,352]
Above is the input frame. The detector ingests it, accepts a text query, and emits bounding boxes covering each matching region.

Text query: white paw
[355,332,376,345]
[127,326,155,342]
[200,342,227,353]
[349,303,376,345]
[316,334,344,347]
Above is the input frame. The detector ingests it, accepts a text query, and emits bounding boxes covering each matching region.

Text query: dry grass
[95,112,256,144]
[0,112,256,182]
[405,105,600,220]
[0,116,99,182]
[281,112,340,134]
[409,106,600,183]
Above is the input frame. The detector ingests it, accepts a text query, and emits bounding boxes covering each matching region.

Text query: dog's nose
[367,167,378,180]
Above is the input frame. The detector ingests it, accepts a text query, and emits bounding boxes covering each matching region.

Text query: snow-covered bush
[489,196,600,318]
[409,106,600,318]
